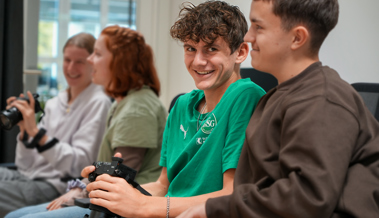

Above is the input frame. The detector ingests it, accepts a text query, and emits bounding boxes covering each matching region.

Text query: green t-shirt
[97,86,167,184]
[160,78,265,197]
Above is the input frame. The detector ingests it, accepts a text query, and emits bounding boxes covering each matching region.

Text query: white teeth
[197,71,213,75]
[68,74,80,79]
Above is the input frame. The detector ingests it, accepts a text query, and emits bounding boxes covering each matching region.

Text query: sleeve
[15,98,54,167]
[206,97,359,218]
[159,92,185,168]
[37,96,111,177]
[222,87,265,172]
[159,111,172,168]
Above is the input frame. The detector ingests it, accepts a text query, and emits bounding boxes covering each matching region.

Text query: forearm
[141,181,168,197]
[142,187,233,218]
[139,167,170,197]
[114,146,147,172]
[138,169,235,217]
[86,169,233,218]
[39,109,108,175]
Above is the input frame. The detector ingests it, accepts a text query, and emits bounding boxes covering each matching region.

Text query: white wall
[23,0,41,94]
[136,0,198,109]
[137,0,379,109]
[23,0,379,109]
[320,0,379,84]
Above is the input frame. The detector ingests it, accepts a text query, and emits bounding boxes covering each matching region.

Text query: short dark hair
[257,0,339,54]
[63,32,96,54]
[101,25,160,97]
[170,0,248,54]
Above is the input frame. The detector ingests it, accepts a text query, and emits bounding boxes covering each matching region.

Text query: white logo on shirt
[200,113,217,134]
[196,137,208,145]
[180,124,188,139]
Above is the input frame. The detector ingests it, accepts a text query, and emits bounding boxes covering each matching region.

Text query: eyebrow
[251,17,263,23]
[183,43,193,48]
[183,42,221,49]
[205,43,221,49]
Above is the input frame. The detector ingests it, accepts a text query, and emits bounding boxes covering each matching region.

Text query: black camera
[75,157,151,218]
[0,93,43,130]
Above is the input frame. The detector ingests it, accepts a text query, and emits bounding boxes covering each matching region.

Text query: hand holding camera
[1,91,44,136]
[76,157,151,218]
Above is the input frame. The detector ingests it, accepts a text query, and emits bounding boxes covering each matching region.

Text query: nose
[87,53,94,65]
[244,26,256,43]
[193,51,207,66]
[67,61,75,72]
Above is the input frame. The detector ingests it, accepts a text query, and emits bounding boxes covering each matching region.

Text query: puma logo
[180,124,188,139]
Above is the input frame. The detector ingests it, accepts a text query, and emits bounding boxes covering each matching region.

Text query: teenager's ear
[235,42,249,64]
[291,26,309,51]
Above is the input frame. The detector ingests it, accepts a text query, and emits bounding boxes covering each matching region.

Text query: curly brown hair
[100,25,160,98]
[170,0,248,54]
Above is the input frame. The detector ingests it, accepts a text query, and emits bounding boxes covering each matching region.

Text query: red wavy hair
[101,25,160,97]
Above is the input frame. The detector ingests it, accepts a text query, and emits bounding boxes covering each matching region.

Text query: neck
[201,71,241,112]
[115,96,124,103]
[273,56,319,84]
[68,82,91,104]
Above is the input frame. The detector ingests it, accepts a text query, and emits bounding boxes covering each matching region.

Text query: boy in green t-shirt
[180,0,379,217]
[82,1,265,217]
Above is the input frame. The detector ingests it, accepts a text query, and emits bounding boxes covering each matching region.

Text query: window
[37,0,136,98]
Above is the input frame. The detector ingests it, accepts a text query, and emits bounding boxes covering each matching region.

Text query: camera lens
[0,107,23,130]
[0,114,11,130]
[0,93,43,131]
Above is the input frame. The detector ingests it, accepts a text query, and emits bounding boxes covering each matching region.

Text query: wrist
[19,132,24,140]
[34,128,46,145]
[166,196,170,218]
[66,179,87,192]
[22,128,46,149]
[145,196,167,218]
[136,195,153,218]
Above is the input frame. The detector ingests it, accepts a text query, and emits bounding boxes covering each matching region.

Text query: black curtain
[0,0,24,163]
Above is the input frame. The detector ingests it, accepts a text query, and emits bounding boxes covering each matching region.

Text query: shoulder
[287,65,355,104]
[83,84,111,105]
[223,78,266,102]
[43,91,65,110]
[231,78,265,95]
[281,64,362,118]
[127,87,158,101]
[45,94,59,105]
[119,88,166,117]
[180,89,203,102]
[126,88,163,108]
[172,89,203,109]
[321,66,366,119]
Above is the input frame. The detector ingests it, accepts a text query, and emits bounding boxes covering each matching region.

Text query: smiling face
[244,0,293,75]
[184,37,244,93]
[87,34,113,88]
[63,45,93,91]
